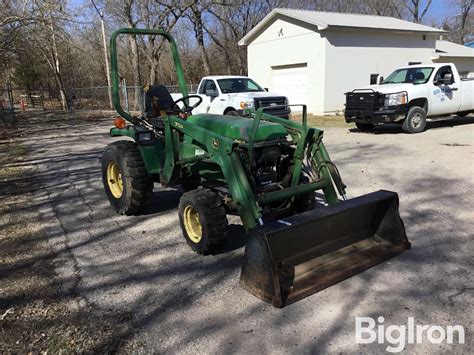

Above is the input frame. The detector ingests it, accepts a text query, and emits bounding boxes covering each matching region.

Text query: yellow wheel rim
[106,161,123,199]
[183,205,202,243]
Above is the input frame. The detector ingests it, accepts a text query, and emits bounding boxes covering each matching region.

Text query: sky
[426,0,459,24]
[71,0,459,29]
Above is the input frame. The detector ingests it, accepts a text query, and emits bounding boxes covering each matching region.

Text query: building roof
[239,8,445,45]
[436,40,474,58]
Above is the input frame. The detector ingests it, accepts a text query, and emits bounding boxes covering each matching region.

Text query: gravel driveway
[25,113,473,353]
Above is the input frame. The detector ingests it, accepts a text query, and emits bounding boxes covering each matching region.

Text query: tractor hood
[187,114,287,142]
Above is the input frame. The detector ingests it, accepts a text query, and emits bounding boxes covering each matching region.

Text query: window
[217,78,264,93]
[370,74,379,85]
[382,67,434,85]
[198,80,217,95]
[433,65,454,84]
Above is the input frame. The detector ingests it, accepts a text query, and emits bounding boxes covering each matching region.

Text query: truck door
[197,80,219,114]
[429,65,461,116]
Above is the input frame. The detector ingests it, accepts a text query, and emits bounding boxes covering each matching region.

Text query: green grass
[0,142,28,179]
[290,114,354,128]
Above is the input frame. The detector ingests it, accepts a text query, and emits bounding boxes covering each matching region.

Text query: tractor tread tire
[102,141,153,216]
[178,188,228,255]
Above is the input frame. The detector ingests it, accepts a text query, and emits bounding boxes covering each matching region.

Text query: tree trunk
[50,20,67,110]
[129,34,141,111]
[191,4,211,75]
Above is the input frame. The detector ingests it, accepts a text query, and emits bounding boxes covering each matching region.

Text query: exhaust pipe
[240,190,410,308]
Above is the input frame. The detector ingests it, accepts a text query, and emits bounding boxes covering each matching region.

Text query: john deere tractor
[101,28,410,308]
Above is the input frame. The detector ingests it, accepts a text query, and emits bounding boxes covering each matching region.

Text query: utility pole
[91,0,113,109]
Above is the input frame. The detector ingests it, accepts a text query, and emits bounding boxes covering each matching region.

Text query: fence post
[121,78,130,114]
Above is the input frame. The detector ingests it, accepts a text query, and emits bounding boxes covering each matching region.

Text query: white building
[238,9,473,115]
[433,40,474,77]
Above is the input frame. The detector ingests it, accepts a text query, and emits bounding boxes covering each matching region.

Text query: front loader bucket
[240,190,410,308]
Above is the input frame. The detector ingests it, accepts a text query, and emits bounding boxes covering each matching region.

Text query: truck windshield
[217,78,264,93]
[382,67,434,85]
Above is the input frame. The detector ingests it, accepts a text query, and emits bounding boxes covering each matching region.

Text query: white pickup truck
[345,63,474,133]
[172,75,290,118]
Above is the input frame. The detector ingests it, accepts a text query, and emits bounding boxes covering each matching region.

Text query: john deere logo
[212,138,219,149]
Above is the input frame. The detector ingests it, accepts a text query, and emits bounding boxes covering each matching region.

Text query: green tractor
[101,28,410,308]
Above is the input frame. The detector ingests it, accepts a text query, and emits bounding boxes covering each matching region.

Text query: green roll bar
[109,28,189,123]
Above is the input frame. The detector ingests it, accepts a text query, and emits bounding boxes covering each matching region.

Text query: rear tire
[402,106,426,133]
[355,122,374,132]
[102,141,153,215]
[178,188,228,255]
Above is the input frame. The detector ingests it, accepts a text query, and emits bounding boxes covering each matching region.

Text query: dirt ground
[0,110,473,353]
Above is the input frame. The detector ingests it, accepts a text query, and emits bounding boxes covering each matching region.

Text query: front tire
[178,189,228,255]
[101,141,153,215]
[225,110,239,116]
[402,106,426,133]
[355,122,374,132]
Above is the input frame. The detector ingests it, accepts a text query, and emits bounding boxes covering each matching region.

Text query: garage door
[271,63,308,110]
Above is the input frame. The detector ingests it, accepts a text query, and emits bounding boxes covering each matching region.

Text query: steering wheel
[172,95,203,114]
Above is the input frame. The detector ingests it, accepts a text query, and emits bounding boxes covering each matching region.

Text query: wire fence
[0,83,200,114]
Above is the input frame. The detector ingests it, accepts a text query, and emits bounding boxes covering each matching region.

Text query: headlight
[384,92,407,106]
[240,100,254,109]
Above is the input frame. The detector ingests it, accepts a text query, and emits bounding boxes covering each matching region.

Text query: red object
[20,99,25,112]
[114,117,126,129]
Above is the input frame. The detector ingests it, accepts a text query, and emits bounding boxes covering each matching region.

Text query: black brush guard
[240,190,410,308]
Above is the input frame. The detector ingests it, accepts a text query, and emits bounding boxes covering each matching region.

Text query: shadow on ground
[348,115,474,135]
[1,109,472,352]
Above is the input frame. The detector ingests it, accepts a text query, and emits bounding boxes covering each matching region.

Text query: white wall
[322,28,437,113]
[432,57,474,78]
[245,17,441,114]
[246,15,326,114]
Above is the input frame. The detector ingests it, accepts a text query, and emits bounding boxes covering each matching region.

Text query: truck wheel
[225,110,239,116]
[101,141,153,215]
[178,188,228,255]
[355,122,374,132]
[402,106,426,133]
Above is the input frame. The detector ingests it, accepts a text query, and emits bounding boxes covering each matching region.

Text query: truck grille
[345,91,383,115]
[254,97,289,118]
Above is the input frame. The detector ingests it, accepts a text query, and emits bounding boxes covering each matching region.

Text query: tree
[405,0,433,23]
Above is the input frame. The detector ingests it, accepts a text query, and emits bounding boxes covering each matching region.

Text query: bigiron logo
[355,316,465,353]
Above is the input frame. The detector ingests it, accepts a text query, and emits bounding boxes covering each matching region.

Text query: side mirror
[378,76,384,84]
[435,73,453,85]
[205,89,218,97]
[264,87,269,92]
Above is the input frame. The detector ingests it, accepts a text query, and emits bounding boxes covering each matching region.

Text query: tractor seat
[144,84,178,118]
